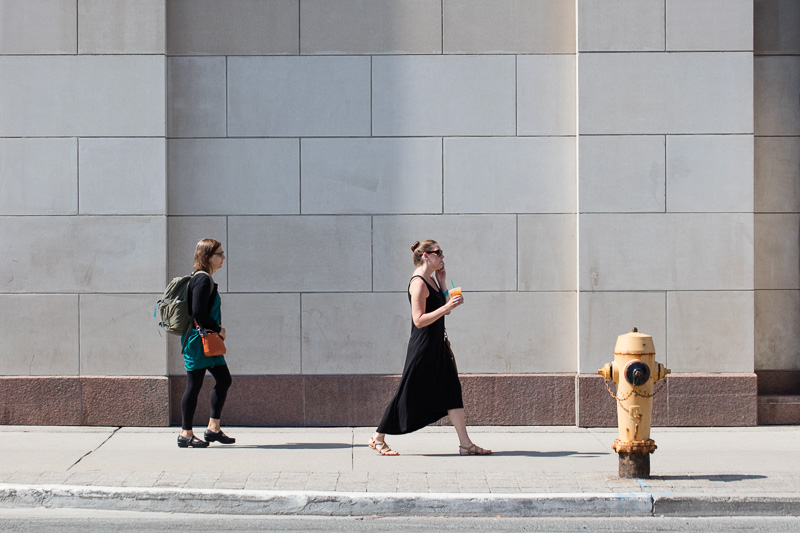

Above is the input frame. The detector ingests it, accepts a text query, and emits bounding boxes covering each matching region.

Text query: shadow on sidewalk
[418,451,608,458]
[648,474,768,482]
[231,443,353,450]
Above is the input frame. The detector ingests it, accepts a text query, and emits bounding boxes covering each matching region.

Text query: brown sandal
[369,436,399,456]
[459,443,492,455]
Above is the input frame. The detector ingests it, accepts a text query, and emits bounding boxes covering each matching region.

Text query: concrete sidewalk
[1,425,799,517]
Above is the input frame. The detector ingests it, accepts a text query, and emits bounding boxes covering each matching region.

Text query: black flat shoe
[177,435,209,448]
[204,429,236,444]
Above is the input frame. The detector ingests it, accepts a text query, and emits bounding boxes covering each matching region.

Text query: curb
[0,484,652,517]
[2,484,799,517]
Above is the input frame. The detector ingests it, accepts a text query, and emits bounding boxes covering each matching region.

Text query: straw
[451,280,455,289]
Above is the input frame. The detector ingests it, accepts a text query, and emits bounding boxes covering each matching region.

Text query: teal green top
[181,292,227,371]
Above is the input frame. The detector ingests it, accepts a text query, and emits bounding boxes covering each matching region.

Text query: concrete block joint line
[2,484,800,518]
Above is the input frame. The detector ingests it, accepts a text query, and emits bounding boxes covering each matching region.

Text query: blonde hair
[193,238,222,273]
[410,240,439,266]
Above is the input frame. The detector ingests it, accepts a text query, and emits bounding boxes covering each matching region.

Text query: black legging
[181,365,232,430]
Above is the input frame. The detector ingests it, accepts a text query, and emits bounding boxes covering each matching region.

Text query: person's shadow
[420,450,607,458]
[231,443,352,450]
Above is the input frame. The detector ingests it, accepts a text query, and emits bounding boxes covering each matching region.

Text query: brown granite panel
[758,395,800,425]
[170,375,305,427]
[0,377,82,425]
[81,377,169,427]
[756,370,800,395]
[461,374,575,425]
[304,375,400,426]
[577,374,616,427]
[667,374,757,426]
[578,374,670,428]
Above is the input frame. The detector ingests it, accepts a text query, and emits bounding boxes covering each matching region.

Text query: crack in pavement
[67,427,121,471]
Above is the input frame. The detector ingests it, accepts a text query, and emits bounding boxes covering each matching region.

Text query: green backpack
[154,271,208,335]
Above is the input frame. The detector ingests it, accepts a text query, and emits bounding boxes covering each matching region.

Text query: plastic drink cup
[449,287,462,297]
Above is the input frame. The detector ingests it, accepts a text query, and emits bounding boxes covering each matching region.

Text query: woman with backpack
[177,238,235,448]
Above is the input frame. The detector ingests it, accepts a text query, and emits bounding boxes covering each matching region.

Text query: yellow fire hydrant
[598,328,670,478]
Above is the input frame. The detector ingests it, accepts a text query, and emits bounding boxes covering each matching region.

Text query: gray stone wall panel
[301,293,410,374]
[168,138,299,215]
[579,292,667,374]
[666,291,754,373]
[517,55,576,136]
[666,135,754,213]
[167,216,228,290]
[0,295,79,376]
[372,56,516,136]
[167,0,298,55]
[754,56,800,136]
[0,56,165,137]
[755,213,800,290]
[228,216,372,292]
[79,0,166,54]
[755,136,800,213]
[578,0,664,52]
[222,293,302,374]
[372,215,517,292]
[579,135,665,213]
[301,138,442,215]
[448,292,578,373]
[754,0,800,55]
[444,0,575,54]
[301,0,441,54]
[444,137,576,214]
[580,213,754,291]
[755,290,800,370]
[228,56,371,137]
[580,52,753,134]
[666,0,753,51]
[0,0,77,54]
[79,294,167,376]
[0,216,166,293]
[167,57,226,138]
[0,138,77,215]
[518,214,576,292]
[79,138,166,215]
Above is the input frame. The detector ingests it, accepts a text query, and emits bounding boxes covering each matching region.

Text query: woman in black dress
[369,240,491,456]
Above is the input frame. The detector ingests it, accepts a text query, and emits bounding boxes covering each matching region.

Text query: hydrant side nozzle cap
[614,329,655,355]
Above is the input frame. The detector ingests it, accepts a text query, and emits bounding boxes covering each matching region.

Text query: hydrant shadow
[647,474,768,482]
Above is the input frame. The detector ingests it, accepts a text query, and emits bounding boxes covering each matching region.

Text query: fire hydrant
[598,328,670,478]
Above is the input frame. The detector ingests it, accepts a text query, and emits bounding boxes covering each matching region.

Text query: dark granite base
[0,376,169,426]
[168,374,577,428]
[577,373,758,427]
[0,373,757,427]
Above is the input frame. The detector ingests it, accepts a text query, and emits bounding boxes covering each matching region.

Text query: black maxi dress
[377,275,464,435]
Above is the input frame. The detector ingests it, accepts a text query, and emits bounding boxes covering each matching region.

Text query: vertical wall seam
[441,137,445,214]
[574,0,581,426]
[299,293,304,375]
[76,138,80,215]
[75,0,79,55]
[225,56,229,137]
[664,135,668,213]
[298,138,303,214]
[370,56,373,136]
[298,0,301,55]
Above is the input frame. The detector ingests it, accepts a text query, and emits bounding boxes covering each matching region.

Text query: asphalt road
[1,509,800,532]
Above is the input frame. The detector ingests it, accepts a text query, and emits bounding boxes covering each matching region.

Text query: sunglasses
[426,249,443,256]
